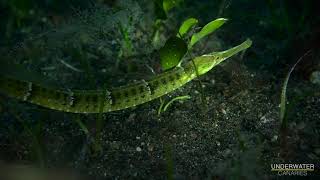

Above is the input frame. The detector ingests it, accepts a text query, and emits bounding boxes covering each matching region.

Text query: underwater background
[0,0,319,179]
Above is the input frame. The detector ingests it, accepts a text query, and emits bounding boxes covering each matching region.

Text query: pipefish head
[193,39,252,75]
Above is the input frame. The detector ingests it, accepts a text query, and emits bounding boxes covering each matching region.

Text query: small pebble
[173,135,177,138]
[148,145,154,152]
[260,116,269,123]
[136,147,142,152]
[221,108,227,115]
[310,71,320,85]
[41,17,47,23]
[271,135,278,142]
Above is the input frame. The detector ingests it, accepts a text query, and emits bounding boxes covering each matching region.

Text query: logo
[271,163,315,176]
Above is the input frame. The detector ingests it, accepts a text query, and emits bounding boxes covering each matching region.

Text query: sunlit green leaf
[163,95,191,112]
[160,36,187,70]
[154,0,183,20]
[154,0,167,20]
[178,18,198,37]
[280,50,312,128]
[163,0,183,14]
[189,18,228,48]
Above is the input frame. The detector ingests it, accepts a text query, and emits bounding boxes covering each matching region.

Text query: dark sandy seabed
[0,0,319,179]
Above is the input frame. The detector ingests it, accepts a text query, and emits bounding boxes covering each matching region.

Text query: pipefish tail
[0,39,252,113]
